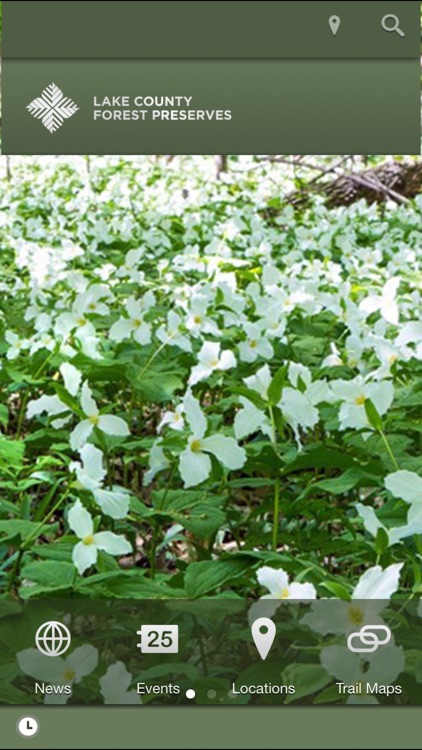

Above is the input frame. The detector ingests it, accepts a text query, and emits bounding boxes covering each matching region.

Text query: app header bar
[3,1,420,59]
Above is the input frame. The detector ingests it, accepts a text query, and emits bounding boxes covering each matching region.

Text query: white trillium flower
[54,298,97,340]
[17,645,98,705]
[116,248,145,281]
[156,310,192,352]
[109,295,153,345]
[158,404,185,433]
[5,331,30,360]
[70,382,130,451]
[70,444,130,519]
[188,341,236,386]
[302,563,403,636]
[278,367,330,442]
[359,277,400,326]
[143,438,170,485]
[179,392,246,488]
[358,470,422,545]
[243,364,272,399]
[248,566,317,624]
[257,566,317,600]
[320,643,404,704]
[234,396,272,441]
[99,662,141,705]
[68,500,132,575]
[185,294,220,337]
[330,376,394,431]
[26,394,71,428]
[238,323,274,363]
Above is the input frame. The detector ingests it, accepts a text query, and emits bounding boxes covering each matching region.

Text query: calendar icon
[136,625,179,653]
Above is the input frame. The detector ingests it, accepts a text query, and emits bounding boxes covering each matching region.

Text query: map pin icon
[251,617,276,660]
[329,15,340,36]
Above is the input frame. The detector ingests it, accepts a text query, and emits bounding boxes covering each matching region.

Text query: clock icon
[17,716,39,738]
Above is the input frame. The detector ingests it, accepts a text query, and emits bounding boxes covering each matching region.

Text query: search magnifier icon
[381,14,405,37]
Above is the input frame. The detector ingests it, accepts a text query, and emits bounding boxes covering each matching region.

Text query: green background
[2,706,422,749]
[3,59,420,154]
[3,1,419,58]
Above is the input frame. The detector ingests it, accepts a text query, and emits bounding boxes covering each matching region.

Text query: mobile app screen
[0,4,422,747]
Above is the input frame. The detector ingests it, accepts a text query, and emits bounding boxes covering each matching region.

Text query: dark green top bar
[3,0,420,59]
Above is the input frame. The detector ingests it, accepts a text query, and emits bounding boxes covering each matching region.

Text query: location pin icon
[329,15,340,36]
[251,617,276,660]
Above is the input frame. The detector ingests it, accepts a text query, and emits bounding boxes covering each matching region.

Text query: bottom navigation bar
[0,599,420,705]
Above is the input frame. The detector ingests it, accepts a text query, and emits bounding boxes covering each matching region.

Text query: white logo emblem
[347,624,391,654]
[26,83,79,133]
[35,620,71,657]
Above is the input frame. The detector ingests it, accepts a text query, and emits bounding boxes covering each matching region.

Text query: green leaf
[268,365,288,406]
[185,560,248,598]
[375,527,390,555]
[20,560,75,592]
[318,581,350,600]
[0,520,58,545]
[0,436,24,473]
[230,386,267,411]
[282,664,331,703]
[0,405,9,427]
[313,468,381,495]
[127,363,185,403]
[364,399,383,431]
[75,570,186,599]
[151,490,226,539]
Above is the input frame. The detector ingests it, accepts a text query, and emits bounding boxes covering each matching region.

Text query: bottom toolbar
[0,599,420,706]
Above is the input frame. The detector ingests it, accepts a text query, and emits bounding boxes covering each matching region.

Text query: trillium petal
[179,447,211,487]
[234,398,268,440]
[80,382,98,417]
[247,598,281,626]
[100,662,141,705]
[320,646,362,684]
[126,297,143,319]
[68,500,93,539]
[60,362,82,396]
[93,531,132,556]
[66,645,99,682]
[219,349,236,370]
[17,649,66,683]
[352,563,403,600]
[257,566,289,596]
[93,488,130,519]
[396,321,422,346]
[133,322,151,345]
[188,363,212,386]
[70,419,93,451]
[198,341,220,366]
[183,392,207,437]
[98,415,130,437]
[288,582,317,599]
[356,503,386,539]
[367,643,404,686]
[72,540,97,575]
[201,434,246,470]
[368,380,394,415]
[360,296,382,316]
[385,470,422,504]
[80,444,106,485]
[257,338,274,359]
[27,394,68,420]
[44,690,71,705]
[109,318,134,342]
[244,364,272,399]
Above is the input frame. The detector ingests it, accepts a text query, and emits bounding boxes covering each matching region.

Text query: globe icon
[35,621,71,657]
